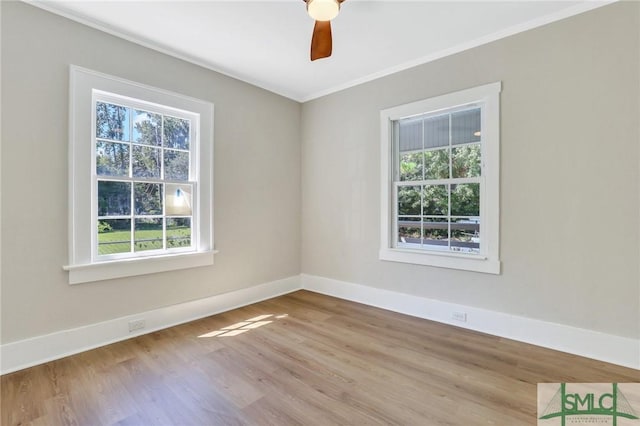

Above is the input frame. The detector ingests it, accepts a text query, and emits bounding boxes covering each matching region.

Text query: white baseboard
[301,274,640,370]
[3,273,637,374]
[0,275,301,375]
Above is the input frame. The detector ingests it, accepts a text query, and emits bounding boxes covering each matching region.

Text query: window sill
[379,247,500,274]
[63,250,218,284]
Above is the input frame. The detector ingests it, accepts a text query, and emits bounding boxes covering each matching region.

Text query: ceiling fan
[304,0,346,61]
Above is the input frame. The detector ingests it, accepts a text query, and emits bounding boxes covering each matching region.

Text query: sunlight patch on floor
[198,313,288,338]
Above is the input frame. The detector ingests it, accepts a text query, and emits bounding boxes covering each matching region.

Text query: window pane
[397,217,421,247]
[164,150,190,181]
[423,114,449,149]
[450,218,480,253]
[132,110,162,146]
[422,218,449,250]
[134,183,162,215]
[97,219,131,255]
[451,183,480,217]
[166,184,193,216]
[399,152,423,181]
[164,116,190,150]
[422,185,448,216]
[452,144,481,178]
[424,148,449,180]
[132,145,161,178]
[398,118,422,153]
[98,181,131,216]
[96,102,130,141]
[452,108,481,145]
[134,218,163,252]
[96,141,129,177]
[167,218,191,248]
[398,186,421,216]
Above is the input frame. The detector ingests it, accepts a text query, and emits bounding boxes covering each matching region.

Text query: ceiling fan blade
[310,20,332,61]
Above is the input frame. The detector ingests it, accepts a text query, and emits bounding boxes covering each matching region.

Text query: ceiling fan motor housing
[307,0,340,22]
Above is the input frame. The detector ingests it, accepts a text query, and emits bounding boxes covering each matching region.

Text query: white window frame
[379,82,501,274]
[65,66,215,284]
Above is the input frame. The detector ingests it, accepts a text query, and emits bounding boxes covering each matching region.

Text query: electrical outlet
[128,319,146,332]
[452,312,467,322]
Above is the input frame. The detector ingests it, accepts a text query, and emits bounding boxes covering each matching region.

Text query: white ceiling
[32,0,612,102]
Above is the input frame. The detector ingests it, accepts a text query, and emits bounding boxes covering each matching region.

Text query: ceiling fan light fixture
[307,0,340,21]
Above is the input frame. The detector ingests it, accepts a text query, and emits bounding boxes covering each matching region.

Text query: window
[94,96,195,258]
[65,66,214,284]
[380,82,501,274]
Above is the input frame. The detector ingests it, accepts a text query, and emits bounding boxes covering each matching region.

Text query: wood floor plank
[2,290,638,425]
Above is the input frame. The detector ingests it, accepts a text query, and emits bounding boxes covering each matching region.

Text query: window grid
[94,96,195,260]
[393,105,482,254]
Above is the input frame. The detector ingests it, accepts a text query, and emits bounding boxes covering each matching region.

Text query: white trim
[380,82,501,274]
[26,0,615,102]
[301,274,640,370]
[3,274,637,374]
[0,276,301,375]
[379,248,500,275]
[63,250,218,285]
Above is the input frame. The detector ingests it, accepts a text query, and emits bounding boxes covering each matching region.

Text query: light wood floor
[1,290,638,425]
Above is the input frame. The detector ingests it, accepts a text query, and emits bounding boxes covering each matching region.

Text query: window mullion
[130,182,135,254]
[448,113,452,252]
[161,115,166,251]
[127,110,134,254]
[420,112,425,248]
[392,122,399,248]
[162,181,167,251]
[160,115,165,181]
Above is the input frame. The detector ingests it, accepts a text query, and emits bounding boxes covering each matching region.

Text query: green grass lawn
[98,227,191,255]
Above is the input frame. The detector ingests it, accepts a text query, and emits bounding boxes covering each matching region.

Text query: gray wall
[301,2,640,339]
[1,2,301,343]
